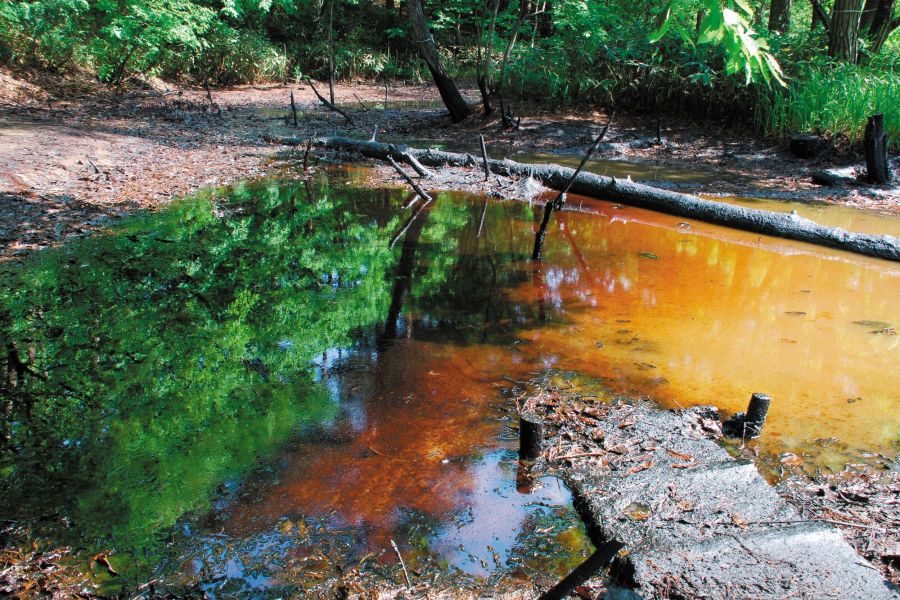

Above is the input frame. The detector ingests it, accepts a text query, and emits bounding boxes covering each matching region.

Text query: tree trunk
[810,0,830,29]
[860,0,881,29]
[768,0,792,32]
[829,0,863,63]
[407,0,472,122]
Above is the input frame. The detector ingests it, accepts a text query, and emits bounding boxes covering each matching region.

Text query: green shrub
[0,0,88,71]
[163,24,288,85]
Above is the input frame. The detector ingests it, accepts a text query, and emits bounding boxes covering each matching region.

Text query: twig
[353,93,372,112]
[555,110,615,204]
[554,451,606,461]
[402,152,434,178]
[387,156,432,201]
[390,539,412,588]
[307,79,353,124]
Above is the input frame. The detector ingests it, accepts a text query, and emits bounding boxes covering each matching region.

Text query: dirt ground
[1,68,898,260]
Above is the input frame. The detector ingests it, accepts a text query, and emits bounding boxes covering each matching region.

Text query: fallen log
[270,135,900,262]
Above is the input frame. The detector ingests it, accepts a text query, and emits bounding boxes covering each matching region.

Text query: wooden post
[864,114,891,184]
[519,412,543,460]
[479,134,490,181]
[290,91,298,127]
[744,393,771,438]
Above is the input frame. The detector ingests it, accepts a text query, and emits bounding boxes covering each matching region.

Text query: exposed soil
[2,68,897,261]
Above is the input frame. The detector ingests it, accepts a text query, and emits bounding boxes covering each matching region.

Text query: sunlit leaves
[650,0,786,87]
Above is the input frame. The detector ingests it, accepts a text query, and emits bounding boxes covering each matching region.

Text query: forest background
[0,0,897,148]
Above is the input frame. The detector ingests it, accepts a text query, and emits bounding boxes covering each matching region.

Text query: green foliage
[650,0,785,86]
[756,59,900,149]
[0,0,89,71]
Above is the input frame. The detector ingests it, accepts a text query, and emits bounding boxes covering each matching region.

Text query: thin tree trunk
[864,0,898,53]
[829,0,863,63]
[328,0,335,104]
[407,0,471,122]
[810,0,831,29]
[768,0,792,32]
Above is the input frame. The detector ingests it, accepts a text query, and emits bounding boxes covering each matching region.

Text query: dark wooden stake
[519,412,544,461]
[290,91,299,127]
[531,197,557,260]
[531,111,614,260]
[744,392,771,438]
[538,540,624,600]
[479,134,491,181]
[864,114,891,184]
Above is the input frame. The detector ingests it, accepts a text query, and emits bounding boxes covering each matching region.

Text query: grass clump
[756,59,900,150]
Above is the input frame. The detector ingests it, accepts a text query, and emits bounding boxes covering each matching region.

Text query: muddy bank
[518,379,899,595]
[2,68,897,259]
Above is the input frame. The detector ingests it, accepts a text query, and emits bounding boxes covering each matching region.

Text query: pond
[1,169,897,595]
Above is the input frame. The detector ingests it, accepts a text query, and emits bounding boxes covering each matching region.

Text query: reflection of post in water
[378,200,432,350]
[477,200,488,238]
[516,461,536,494]
[532,259,548,323]
[559,214,590,274]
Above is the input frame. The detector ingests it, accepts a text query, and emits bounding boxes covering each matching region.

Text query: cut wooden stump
[864,114,891,184]
[519,412,544,461]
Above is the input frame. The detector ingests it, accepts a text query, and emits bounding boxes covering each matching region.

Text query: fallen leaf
[672,461,699,469]
[666,449,693,461]
[780,453,803,467]
[627,460,653,475]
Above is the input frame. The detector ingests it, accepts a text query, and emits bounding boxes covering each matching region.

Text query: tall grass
[756,61,899,150]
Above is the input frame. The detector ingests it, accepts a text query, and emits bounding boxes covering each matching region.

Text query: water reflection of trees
[0,178,401,573]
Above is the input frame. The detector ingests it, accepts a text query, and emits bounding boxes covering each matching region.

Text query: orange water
[517,196,899,466]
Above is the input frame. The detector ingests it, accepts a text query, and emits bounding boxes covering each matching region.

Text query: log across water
[273,135,900,262]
